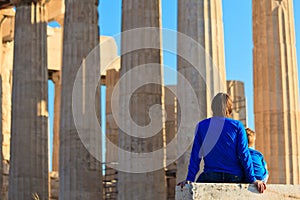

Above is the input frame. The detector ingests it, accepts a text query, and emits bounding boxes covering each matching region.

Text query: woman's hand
[177,180,191,188]
[253,180,266,193]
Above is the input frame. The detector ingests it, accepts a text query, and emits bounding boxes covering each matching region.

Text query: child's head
[245,128,256,147]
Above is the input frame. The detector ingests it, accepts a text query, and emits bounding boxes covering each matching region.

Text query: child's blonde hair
[245,128,256,147]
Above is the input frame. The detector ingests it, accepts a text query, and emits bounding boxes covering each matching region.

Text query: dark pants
[196,172,244,183]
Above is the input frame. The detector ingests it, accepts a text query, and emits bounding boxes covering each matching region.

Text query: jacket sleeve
[262,155,268,172]
[186,123,202,182]
[236,123,256,183]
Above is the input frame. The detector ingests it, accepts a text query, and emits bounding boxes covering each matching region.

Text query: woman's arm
[186,123,202,182]
[236,123,256,183]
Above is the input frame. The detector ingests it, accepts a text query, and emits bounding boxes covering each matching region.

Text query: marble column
[0,15,3,68]
[0,12,14,200]
[9,1,49,199]
[253,0,300,184]
[59,0,102,199]
[118,0,167,199]
[227,80,247,127]
[51,71,61,172]
[104,69,119,200]
[164,85,177,200]
[177,0,227,183]
[0,13,3,199]
[0,39,14,200]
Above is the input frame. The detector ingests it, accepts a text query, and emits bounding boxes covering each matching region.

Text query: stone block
[2,160,9,175]
[167,176,176,200]
[49,172,59,200]
[176,183,300,200]
[1,174,9,200]
[1,9,15,42]
[2,146,9,161]
[46,0,65,23]
[47,27,63,71]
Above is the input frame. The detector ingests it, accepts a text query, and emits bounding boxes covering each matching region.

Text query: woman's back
[198,117,248,177]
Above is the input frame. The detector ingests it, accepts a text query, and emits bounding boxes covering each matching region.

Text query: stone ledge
[176,183,300,200]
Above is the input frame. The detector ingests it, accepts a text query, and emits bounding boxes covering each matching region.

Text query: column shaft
[52,71,61,172]
[0,15,3,199]
[9,2,49,199]
[253,0,300,184]
[59,0,102,199]
[0,10,15,197]
[104,69,119,200]
[118,1,167,199]
[164,86,177,199]
[227,80,247,127]
[0,39,14,200]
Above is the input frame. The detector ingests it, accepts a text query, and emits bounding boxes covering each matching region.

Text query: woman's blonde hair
[211,93,233,117]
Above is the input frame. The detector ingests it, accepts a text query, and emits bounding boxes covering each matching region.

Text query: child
[245,128,269,183]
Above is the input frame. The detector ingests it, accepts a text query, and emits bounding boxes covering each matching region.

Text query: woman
[179,93,266,193]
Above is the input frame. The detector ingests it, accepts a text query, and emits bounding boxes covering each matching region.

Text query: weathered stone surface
[0,1,13,9]
[0,30,14,199]
[227,80,247,127]
[9,2,49,199]
[51,71,61,172]
[1,8,14,42]
[118,0,167,199]
[177,0,227,183]
[165,85,177,167]
[164,85,177,200]
[1,161,9,200]
[176,183,300,200]
[253,0,300,184]
[104,69,119,200]
[167,174,177,200]
[46,0,64,25]
[0,23,14,200]
[59,0,102,199]
[50,172,59,200]
[47,27,62,71]
[11,0,48,6]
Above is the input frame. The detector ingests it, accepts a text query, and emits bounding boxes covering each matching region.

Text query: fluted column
[227,80,247,127]
[106,69,119,156]
[59,0,102,199]
[104,69,119,200]
[0,39,14,200]
[164,86,177,199]
[0,16,3,67]
[118,1,167,199]
[0,14,3,199]
[9,1,49,199]
[177,0,227,183]
[253,0,300,184]
[51,71,61,172]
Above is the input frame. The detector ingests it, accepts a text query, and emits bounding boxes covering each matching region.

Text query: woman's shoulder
[198,118,212,126]
[198,117,212,124]
[198,117,244,130]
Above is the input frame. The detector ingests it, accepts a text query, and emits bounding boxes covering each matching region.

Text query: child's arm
[261,156,268,171]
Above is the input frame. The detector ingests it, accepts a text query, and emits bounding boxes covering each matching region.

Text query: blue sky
[48,0,300,169]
